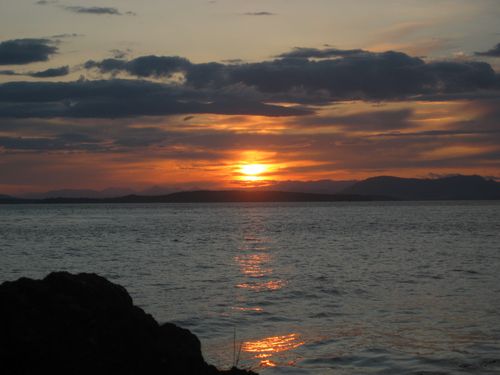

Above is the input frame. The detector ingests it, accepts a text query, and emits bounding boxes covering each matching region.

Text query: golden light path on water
[235,280,286,291]
[242,334,305,367]
[230,211,304,369]
[234,250,286,291]
[234,253,272,278]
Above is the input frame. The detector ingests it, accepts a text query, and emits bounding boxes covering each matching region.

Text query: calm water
[1,202,500,374]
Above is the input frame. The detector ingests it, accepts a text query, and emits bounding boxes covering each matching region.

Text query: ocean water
[1,202,499,374]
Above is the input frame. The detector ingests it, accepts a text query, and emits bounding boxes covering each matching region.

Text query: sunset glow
[0,1,498,194]
[240,164,267,177]
[1,2,500,375]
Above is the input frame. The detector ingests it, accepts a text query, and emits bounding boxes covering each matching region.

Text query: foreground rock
[0,272,256,375]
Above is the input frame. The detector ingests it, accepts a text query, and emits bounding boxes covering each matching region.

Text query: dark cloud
[49,33,83,39]
[30,65,70,78]
[2,47,500,124]
[295,109,414,131]
[0,117,174,152]
[0,135,103,152]
[109,49,132,59]
[35,0,58,5]
[277,47,367,59]
[0,66,70,78]
[475,43,500,57]
[0,38,58,65]
[0,70,17,76]
[243,12,275,16]
[36,1,136,16]
[1,99,499,175]
[222,59,244,64]
[63,6,120,15]
[62,6,135,16]
[224,52,497,100]
[0,79,310,118]
[85,56,191,78]
[113,127,170,147]
[85,49,500,102]
[374,128,500,138]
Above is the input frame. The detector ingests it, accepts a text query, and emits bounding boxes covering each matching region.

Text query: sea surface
[1,202,499,374]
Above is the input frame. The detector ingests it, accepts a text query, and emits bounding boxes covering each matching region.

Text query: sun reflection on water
[242,333,305,367]
[235,253,272,278]
[259,359,277,367]
[231,306,264,312]
[234,235,286,291]
[230,211,299,368]
[235,279,286,291]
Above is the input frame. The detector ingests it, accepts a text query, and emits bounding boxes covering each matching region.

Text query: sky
[1,0,500,194]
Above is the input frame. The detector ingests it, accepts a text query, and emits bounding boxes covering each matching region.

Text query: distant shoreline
[3,175,499,203]
[2,190,500,204]
[0,190,393,204]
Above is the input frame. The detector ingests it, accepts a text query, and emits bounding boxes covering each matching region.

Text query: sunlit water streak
[1,202,500,374]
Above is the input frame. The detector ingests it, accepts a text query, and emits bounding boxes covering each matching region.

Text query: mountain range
[1,175,499,203]
[16,180,356,199]
[343,175,500,200]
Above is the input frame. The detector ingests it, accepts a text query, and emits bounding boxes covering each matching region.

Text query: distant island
[1,175,499,204]
[0,190,389,204]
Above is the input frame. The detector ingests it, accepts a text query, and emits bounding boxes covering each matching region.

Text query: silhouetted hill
[262,180,357,194]
[0,194,25,202]
[0,190,388,204]
[342,175,500,200]
[15,181,359,200]
[3,176,500,204]
[123,190,383,203]
[139,186,179,196]
[21,188,136,199]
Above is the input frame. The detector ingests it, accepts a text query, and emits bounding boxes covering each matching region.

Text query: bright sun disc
[241,164,267,176]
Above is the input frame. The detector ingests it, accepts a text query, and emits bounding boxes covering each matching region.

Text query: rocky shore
[0,272,257,375]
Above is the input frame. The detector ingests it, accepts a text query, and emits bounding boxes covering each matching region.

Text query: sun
[240,164,267,176]
[238,163,269,183]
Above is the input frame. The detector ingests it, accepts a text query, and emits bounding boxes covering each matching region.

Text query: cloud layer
[0,39,58,65]
[84,49,500,104]
[35,1,136,16]
[475,43,500,57]
[0,79,309,118]
[62,6,135,16]
[1,45,500,191]
[1,65,69,78]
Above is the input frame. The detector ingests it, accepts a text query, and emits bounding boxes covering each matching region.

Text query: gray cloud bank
[1,65,70,78]
[1,46,500,121]
[62,6,136,16]
[35,1,135,16]
[0,39,58,65]
[0,46,500,123]
[0,79,309,118]
[84,48,500,104]
[243,12,275,16]
[475,43,500,57]
[30,65,69,78]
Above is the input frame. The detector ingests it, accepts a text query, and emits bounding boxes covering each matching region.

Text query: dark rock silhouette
[0,272,256,375]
